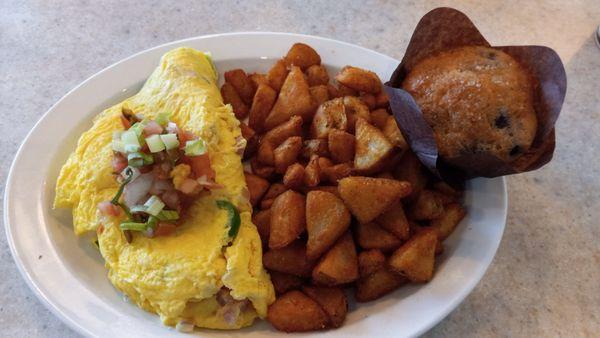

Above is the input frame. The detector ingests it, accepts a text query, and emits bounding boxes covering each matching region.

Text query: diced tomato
[98,201,121,217]
[179,178,201,195]
[143,121,163,136]
[111,153,128,174]
[182,154,216,181]
[177,130,197,149]
[120,115,132,130]
[154,223,177,237]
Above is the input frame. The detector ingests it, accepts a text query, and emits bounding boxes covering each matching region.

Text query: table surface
[1,1,599,337]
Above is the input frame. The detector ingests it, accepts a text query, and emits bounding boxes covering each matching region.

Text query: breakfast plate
[5,32,507,337]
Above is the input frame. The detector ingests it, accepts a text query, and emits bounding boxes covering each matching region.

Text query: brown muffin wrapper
[385,7,566,182]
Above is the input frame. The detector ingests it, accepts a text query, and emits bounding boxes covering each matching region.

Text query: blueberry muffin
[402,46,537,162]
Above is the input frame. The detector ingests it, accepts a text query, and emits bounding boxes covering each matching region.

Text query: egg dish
[54,47,275,330]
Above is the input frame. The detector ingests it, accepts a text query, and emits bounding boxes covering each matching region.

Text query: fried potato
[258,182,282,199]
[261,198,274,210]
[321,163,353,184]
[335,66,382,94]
[283,163,305,190]
[284,43,321,70]
[221,82,249,119]
[312,232,359,285]
[374,89,389,108]
[263,241,315,277]
[393,151,428,200]
[355,222,401,252]
[355,267,406,302]
[257,140,275,166]
[376,171,394,179]
[267,59,289,92]
[358,249,386,278]
[244,172,270,207]
[409,190,445,220]
[305,65,330,86]
[239,122,258,159]
[269,190,306,249]
[306,191,351,259]
[354,117,394,174]
[302,139,329,159]
[359,93,376,110]
[430,203,466,241]
[250,157,275,180]
[249,72,269,90]
[249,83,277,132]
[306,185,341,198]
[433,181,463,198]
[382,115,408,150]
[338,176,412,223]
[265,66,315,130]
[337,83,358,97]
[267,290,328,332]
[310,98,347,139]
[327,83,341,98]
[375,201,410,241]
[379,151,404,174]
[302,286,348,328]
[370,108,390,130]
[388,228,438,283]
[274,136,303,174]
[343,96,371,133]
[318,156,333,169]
[270,271,304,295]
[262,115,303,146]
[253,208,271,247]
[224,68,255,104]
[328,129,355,164]
[304,155,321,187]
[309,85,330,107]
[436,240,444,256]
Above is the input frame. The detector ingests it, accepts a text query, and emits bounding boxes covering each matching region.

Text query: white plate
[5,32,507,338]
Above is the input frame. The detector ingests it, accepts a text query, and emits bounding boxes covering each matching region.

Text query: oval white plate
[5,32,506,338]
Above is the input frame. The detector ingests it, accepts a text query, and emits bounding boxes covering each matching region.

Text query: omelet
[54,47,275,329]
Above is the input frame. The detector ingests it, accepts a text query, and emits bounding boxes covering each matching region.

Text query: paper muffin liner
[384,7,566,182]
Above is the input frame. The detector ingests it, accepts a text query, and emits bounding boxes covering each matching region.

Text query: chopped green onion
[216,200,241,240]
[144,195,165,216]
[127,152,153,167]
[156,210,179,221]
[111,167,135,204]
[113,131,123,141]
[118,202,133,219]
[112,140,125,153]
[146,215,158,230]
[160,134,179,150]
[146,134,165,153]
[184,139,207,156]
[130,205,147,214]
[121,130,141,153]
[121,166,140,181]
[155,112,171,126]
[120,222,147,231]
[130,122,146,137]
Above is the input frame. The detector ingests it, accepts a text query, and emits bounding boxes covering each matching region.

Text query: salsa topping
[98,108,222,239]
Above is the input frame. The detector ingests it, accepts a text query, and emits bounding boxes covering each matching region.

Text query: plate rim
[4,31,507,338]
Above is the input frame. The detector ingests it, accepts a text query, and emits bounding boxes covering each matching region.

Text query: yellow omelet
[54,47,275,329]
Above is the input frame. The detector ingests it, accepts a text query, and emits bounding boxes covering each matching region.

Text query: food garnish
[99,110,220,239]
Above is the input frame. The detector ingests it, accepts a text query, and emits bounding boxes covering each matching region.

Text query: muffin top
[402,46,537,162]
